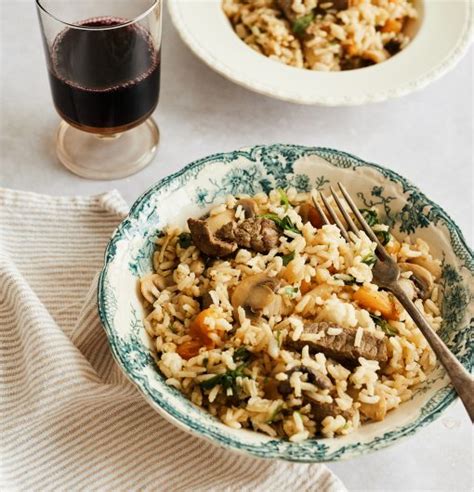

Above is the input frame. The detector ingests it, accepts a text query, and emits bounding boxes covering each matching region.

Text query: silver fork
[313,182,474,422]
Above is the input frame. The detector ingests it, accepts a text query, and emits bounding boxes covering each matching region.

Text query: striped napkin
[0,187,346,492]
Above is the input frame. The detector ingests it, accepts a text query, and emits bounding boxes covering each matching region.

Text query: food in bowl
[140,187,443,442]
[222,0,417,71]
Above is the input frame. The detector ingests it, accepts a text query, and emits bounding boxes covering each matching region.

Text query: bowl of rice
[98,144,473,461]
[168,0,472,105]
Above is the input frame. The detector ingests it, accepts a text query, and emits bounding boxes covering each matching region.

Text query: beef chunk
[304,393,354,422]
[187,218,237,257]
[217,217,280,254]
[289,322,388,363]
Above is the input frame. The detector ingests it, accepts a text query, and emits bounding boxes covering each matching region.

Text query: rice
[222,0,417,71]
[140,188,442,442]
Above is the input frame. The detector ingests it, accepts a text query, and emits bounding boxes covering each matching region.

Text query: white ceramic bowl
[168,0,472,105]
[98,145,473,462]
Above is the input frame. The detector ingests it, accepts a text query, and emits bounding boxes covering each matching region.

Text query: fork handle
[390,283,474,423]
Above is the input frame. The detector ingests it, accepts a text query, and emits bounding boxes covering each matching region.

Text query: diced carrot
[344,42,358,56]
[300,280,313,295]
[177,340,203,360]
[382,19,402,33]
[189,308,217,348]
[386,239,401,255]
[353,286,399,320]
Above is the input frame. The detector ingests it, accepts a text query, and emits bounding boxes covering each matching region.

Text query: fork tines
[315,182,390,259]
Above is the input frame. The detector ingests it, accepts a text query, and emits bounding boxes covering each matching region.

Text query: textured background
[1,1,472,490]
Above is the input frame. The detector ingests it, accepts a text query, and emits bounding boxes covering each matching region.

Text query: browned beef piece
[187,218,237,257]
[290,322,388,363]
[217,218,280,254]
[304,393,354,422]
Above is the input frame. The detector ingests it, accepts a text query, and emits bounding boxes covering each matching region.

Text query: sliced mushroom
[200,291,214,309]
[399,263,434,300]
[408,256,442,280]
[237,198,258,218]
[206,209,235,233]
[188,218,237,257]
[398,277,417,301]
[298,202,325,229]
[231,272,280,318]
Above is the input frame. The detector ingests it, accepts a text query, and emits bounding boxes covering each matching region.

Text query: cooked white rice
[140,187,442,441]
[222,0,417,71]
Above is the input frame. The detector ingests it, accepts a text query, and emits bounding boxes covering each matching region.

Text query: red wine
[47,17,160,133]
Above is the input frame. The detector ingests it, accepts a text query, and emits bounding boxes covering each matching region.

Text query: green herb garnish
[360,209,378,227]
[278,189,290,211]
[261,213,301,234]
[292,13,314,35]
[234,347,252,363]
[266,403,283,424]
[280,251,295,266]
[275,330,282,348]
[362,253,377,266]
[334,274,358,285]
[370,314,398,336]
[200,364,247,391]
[178,232,193,248]
[283,286,299,298]
[376,230,391,246]
[360,209,392,245]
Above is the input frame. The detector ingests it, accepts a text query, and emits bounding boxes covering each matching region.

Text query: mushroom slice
[408,256,442,280]
[231,272,280,319]
[398,277,416,301]
[399,263,434,300]
[206,209,235,233]
[188,218,237,257]
[237,198,258,218]
[298,203,325,229]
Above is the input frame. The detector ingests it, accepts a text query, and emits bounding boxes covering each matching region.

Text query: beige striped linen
[0,188,346,492]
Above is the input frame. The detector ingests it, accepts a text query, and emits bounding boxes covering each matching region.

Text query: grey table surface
[1,1,473,491]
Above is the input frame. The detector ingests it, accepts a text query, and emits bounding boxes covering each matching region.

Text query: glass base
[56,118,159,180]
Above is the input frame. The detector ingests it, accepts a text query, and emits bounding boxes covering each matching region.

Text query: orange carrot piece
[189,308,217,348]
[177,340,203,360]
[353,286,399,320]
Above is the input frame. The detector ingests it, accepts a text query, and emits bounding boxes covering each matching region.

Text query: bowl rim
[168,0,473,106]
[98,144,473,461]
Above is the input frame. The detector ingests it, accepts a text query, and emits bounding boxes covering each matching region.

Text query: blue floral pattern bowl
[98,145,473,462]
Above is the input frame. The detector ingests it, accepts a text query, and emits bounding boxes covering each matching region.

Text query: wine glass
[36,0,162,180]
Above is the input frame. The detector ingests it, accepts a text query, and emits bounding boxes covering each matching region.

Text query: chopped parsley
[178,232,193,248]
[362,253,377,266]
[234,347,252,363]
[292,13,314,35]
[199,364,247,391]
[266,403,283,424]
[261,213,301,234]
[283,286,299,298]
[275,330,282,348]
[376,230,391,246]
[334,274,358,285]
[359,209,391,245]
[370,314,398,337]
[280,251,295,266]
[360,209,378,227]
[278,189,290,211]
